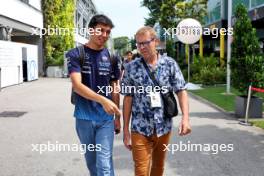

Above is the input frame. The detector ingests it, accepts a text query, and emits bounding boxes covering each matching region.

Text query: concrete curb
[188,92,264,131]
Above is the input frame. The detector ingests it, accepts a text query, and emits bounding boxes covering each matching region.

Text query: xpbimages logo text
[163,27,234,39]
[31,26,102,38]
[163,18,234,45]
[164,141,234,155]
[31,141,101,155]
[97,83,169,96]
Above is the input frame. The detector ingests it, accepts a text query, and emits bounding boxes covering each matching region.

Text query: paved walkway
[0,78,264,176]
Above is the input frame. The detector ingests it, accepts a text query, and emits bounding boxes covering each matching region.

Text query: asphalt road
[0,78,264,176]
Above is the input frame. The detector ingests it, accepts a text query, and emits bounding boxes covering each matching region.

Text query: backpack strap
[107,50,114,67]
[141,57,160,87]
[77,45,85,69]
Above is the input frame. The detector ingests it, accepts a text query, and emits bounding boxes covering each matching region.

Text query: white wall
[29,0,42,10]
[22,44,38,81]
[0,41,23,88]
[0,0,43,29]
[0,41,38,88]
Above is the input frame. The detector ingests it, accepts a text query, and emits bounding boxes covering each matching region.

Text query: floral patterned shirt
[121,55,187,137]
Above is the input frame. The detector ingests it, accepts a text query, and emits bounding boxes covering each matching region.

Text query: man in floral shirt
[121,26,191,176]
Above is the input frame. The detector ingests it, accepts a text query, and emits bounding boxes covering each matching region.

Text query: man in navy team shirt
[66,14,121,176]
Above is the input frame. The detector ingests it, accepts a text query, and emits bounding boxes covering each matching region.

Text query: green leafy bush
[166,39,176,59]
[230,4,263,95]
[191,54,226,85]
[231,55,264,94]
[199,67,226,85]
[42,0,75,67]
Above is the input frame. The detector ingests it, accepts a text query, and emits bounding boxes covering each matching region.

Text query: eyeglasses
[136,38,155,48]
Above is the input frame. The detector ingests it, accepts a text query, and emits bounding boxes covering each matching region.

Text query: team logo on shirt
[102,56,108,62]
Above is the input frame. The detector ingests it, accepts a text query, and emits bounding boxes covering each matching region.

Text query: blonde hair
[135,26,157,39]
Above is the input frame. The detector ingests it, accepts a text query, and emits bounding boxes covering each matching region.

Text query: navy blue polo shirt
[66,46,120,121]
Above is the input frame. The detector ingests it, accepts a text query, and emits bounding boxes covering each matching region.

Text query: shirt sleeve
[110,55,121,81]
[66,48,81,74]
[170,60,187,93]
[121,64,134,96]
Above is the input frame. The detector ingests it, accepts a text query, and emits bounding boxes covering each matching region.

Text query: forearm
[71,73,105,104]
[111,80,120,118]
[177,90,189,121]
[123,96,132,131]
[111,93,120,109]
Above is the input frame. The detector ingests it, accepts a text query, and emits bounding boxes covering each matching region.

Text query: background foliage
[230,4,264,95]
[42,0,75,67]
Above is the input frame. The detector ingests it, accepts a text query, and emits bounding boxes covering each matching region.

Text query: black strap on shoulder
[141,57,160,87]
[108,50,118,69]
[77,45,85,69]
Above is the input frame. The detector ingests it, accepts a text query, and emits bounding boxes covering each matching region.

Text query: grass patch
[250,120,264,129]
[190,86,264,112]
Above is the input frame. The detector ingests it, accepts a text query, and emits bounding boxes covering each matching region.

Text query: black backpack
[70,45,118,105]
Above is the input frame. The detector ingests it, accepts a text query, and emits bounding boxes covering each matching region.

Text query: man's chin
[142,54,149,59]
[96,41,105,48]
